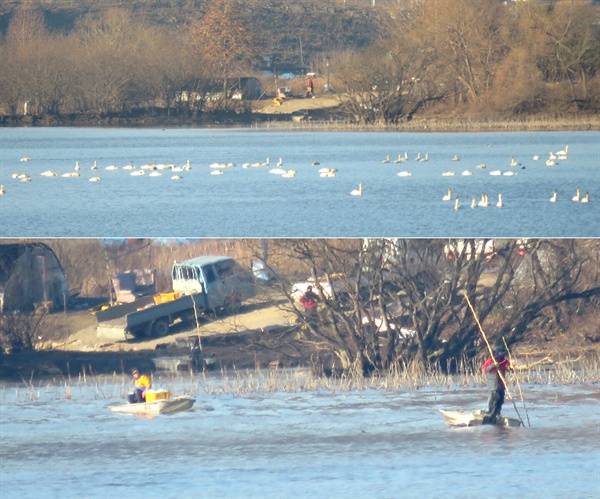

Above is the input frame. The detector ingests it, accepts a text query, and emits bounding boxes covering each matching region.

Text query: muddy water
[0,375,598,498]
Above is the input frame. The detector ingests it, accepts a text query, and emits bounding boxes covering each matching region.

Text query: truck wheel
[151,318,170,337]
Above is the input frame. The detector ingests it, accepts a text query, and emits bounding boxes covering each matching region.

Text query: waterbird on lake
[123,161,135,170]
[210,170,223,175]
[581,192,589,203]
[496,193,503,208]
[320,168,337,177]
[572,189,580,202]
[268,168,286,175]
[548,152,556,160]
[461,170,473,176]
[20,176,32,182]
[414,152,421,161]
[41,170,58,177]
[546,159,556,166]
[550,190,557,203]
[478,194,489,207]
[171,175,182,180]
[393,154,404,164]
[277,157,284,167]
[350,183,363,196]
[397,171,412,177]
[418,153,429,162]
[74,161,80,171]
[282,169,297,177]
[442,188,452,201]
[556,146,568,157]
[489,170,502,176]
[470,197,476,208]
[149,171,162,177]
[0,185,4,194]
[510,157,519,167]
[382,155,391,164]
[454,197,460,210]
[503,171,517,176]
[452,155,459,161]
[312,161,320,166]
[105,165,118,170]
[533,155,540,161]
[475,163,486,169]
[89,177,101,182]
[130,170,145,176]
[442,171,455,176]
[61,172,80,177]
[20,157,31,162]
[91,160,97,170]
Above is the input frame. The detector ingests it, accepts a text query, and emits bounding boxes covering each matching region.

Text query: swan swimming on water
[454,197,460,210]
[496,193,503,208]
[572,189,580,202]
[397,171,412,177]
[350,184,363,196]
[89,177,101,182]
[550,190,557,203]
[442,188,452,201]
[581,192,589,203]
[470,197,476,209]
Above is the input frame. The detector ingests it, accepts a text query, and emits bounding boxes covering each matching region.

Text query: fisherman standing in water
[481,346,511,424]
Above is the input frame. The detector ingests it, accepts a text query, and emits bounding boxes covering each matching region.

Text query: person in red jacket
[481,346,511,424]
[299,285,319,325]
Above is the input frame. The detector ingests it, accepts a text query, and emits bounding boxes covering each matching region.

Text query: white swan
[419,153,429,162]
[489,170,502,176]
[268,168,286,175]
[91,160,98,170]
[442,171,455,176]
[89,177,101,182]
[461,170,473,176]
[0,184,5,194]
[414,152,421,161]
[123,161,135,170]
[20,175,32,182]
[556,145,568,157]
[548,152,556,160]
[105,165,118,170]
[74,161,80,171]
[350,183,363,196]
[454,197,460,210]
[277,157,284,167]
[131,170,145,176]
[393,154,404,164]
[210,170,223,175]
[451,155,459,161]
[581,192,589,203]
[546,159,556,166]
[149,171,162,177]
[533,155,540,161]
[510,157,519,167]
[496,193,503,208]
[476,163,486,169]
[61,172,80,177]
[470,196,476,209]
[382,155,391,164]
[550,190,557,203]
[442,188,452,201]
[320,168,337,177]
[503,171,517,176]
[572,189,580,202]
[397,171,412,177]
[20,157,31,162]
[282,169,296,177]
[41,170,58,177]
[171,175,182,180]
[478,194,489,207]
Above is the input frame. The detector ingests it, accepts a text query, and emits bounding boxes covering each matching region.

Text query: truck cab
[172,256,256,311]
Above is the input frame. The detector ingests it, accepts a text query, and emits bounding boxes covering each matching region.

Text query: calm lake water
[0,373,598,499]
[0,128,598,237]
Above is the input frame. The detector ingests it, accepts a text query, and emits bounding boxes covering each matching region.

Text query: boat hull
[110,396,195,415]
[440,409,522,428]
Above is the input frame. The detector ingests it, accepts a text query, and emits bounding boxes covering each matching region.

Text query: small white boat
[110,395,195,416]
[440,409,522,428]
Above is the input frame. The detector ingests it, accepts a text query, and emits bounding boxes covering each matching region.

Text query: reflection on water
[1,375,598,498]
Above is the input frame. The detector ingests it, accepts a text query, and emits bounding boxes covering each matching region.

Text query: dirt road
[253,94,341,116]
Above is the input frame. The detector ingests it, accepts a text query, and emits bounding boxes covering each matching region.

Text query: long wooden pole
[464,294,524,426]
[502,336,531,427]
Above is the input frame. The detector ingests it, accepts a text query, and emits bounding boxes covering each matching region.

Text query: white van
[172,256,256,311]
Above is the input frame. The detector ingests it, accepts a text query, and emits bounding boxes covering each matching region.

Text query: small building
[0,243,68,313]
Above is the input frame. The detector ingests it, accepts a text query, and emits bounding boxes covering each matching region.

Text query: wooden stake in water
[502,336,531,427]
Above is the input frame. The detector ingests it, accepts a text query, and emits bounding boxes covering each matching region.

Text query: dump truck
[96,255,256,341]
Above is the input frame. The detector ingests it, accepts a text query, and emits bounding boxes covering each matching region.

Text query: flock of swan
[2,146,591,209]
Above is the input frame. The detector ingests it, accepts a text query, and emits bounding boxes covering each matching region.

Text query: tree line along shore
[0,0,598,125]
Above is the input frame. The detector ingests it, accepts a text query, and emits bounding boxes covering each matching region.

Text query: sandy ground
[45,292,297,353]
[252,94,341,115]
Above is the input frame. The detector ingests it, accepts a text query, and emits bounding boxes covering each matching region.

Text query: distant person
[306,77,314,98]
[481,347,511,424]
[130,369,152,403]
[299,285,319,325]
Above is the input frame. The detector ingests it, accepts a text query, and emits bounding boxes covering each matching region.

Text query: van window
[215,259,235,279]
[203,265,216,283]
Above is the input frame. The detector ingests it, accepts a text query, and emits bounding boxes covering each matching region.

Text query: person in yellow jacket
[130,369,152,403]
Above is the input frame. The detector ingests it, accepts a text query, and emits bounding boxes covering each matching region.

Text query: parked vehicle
[96,256,256,341]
